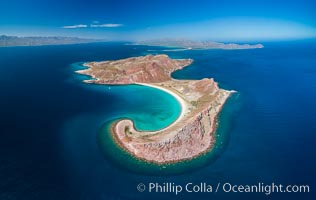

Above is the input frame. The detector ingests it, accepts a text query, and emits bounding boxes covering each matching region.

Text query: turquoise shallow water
[69,62,182,131]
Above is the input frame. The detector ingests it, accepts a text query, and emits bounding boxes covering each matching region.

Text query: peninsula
[77,54,233,164]
[135,38,264,50]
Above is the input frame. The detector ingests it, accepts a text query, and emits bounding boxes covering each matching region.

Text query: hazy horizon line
[2,34,316,43]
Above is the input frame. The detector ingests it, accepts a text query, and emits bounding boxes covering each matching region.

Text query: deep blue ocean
[0,41,315,200]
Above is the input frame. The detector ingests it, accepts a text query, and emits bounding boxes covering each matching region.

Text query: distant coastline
[0,35,102,47]
[134,38,264,50]
[0,35,264,50]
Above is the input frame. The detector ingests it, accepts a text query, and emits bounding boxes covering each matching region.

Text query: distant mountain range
[0,36,264,49]
[135,38,264,49]
[0,35,102,47]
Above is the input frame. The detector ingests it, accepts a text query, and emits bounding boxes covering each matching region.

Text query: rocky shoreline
[110,88,231,164]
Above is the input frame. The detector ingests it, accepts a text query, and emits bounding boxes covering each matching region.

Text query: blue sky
[1,0,316,41]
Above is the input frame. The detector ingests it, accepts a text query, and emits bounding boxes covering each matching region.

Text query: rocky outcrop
[77,54,192,84]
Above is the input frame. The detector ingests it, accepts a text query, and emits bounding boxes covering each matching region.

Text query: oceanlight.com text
[137,182,310,195]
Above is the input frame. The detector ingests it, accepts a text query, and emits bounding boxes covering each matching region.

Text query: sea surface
[0,41,315,199]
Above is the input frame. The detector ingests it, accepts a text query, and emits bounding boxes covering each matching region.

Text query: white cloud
[62,24,88,29]
[61,23,123,29]
[90,24,123,28]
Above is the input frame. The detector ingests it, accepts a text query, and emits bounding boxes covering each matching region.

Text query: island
[76,54,234,164]
[135,38,264,50]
